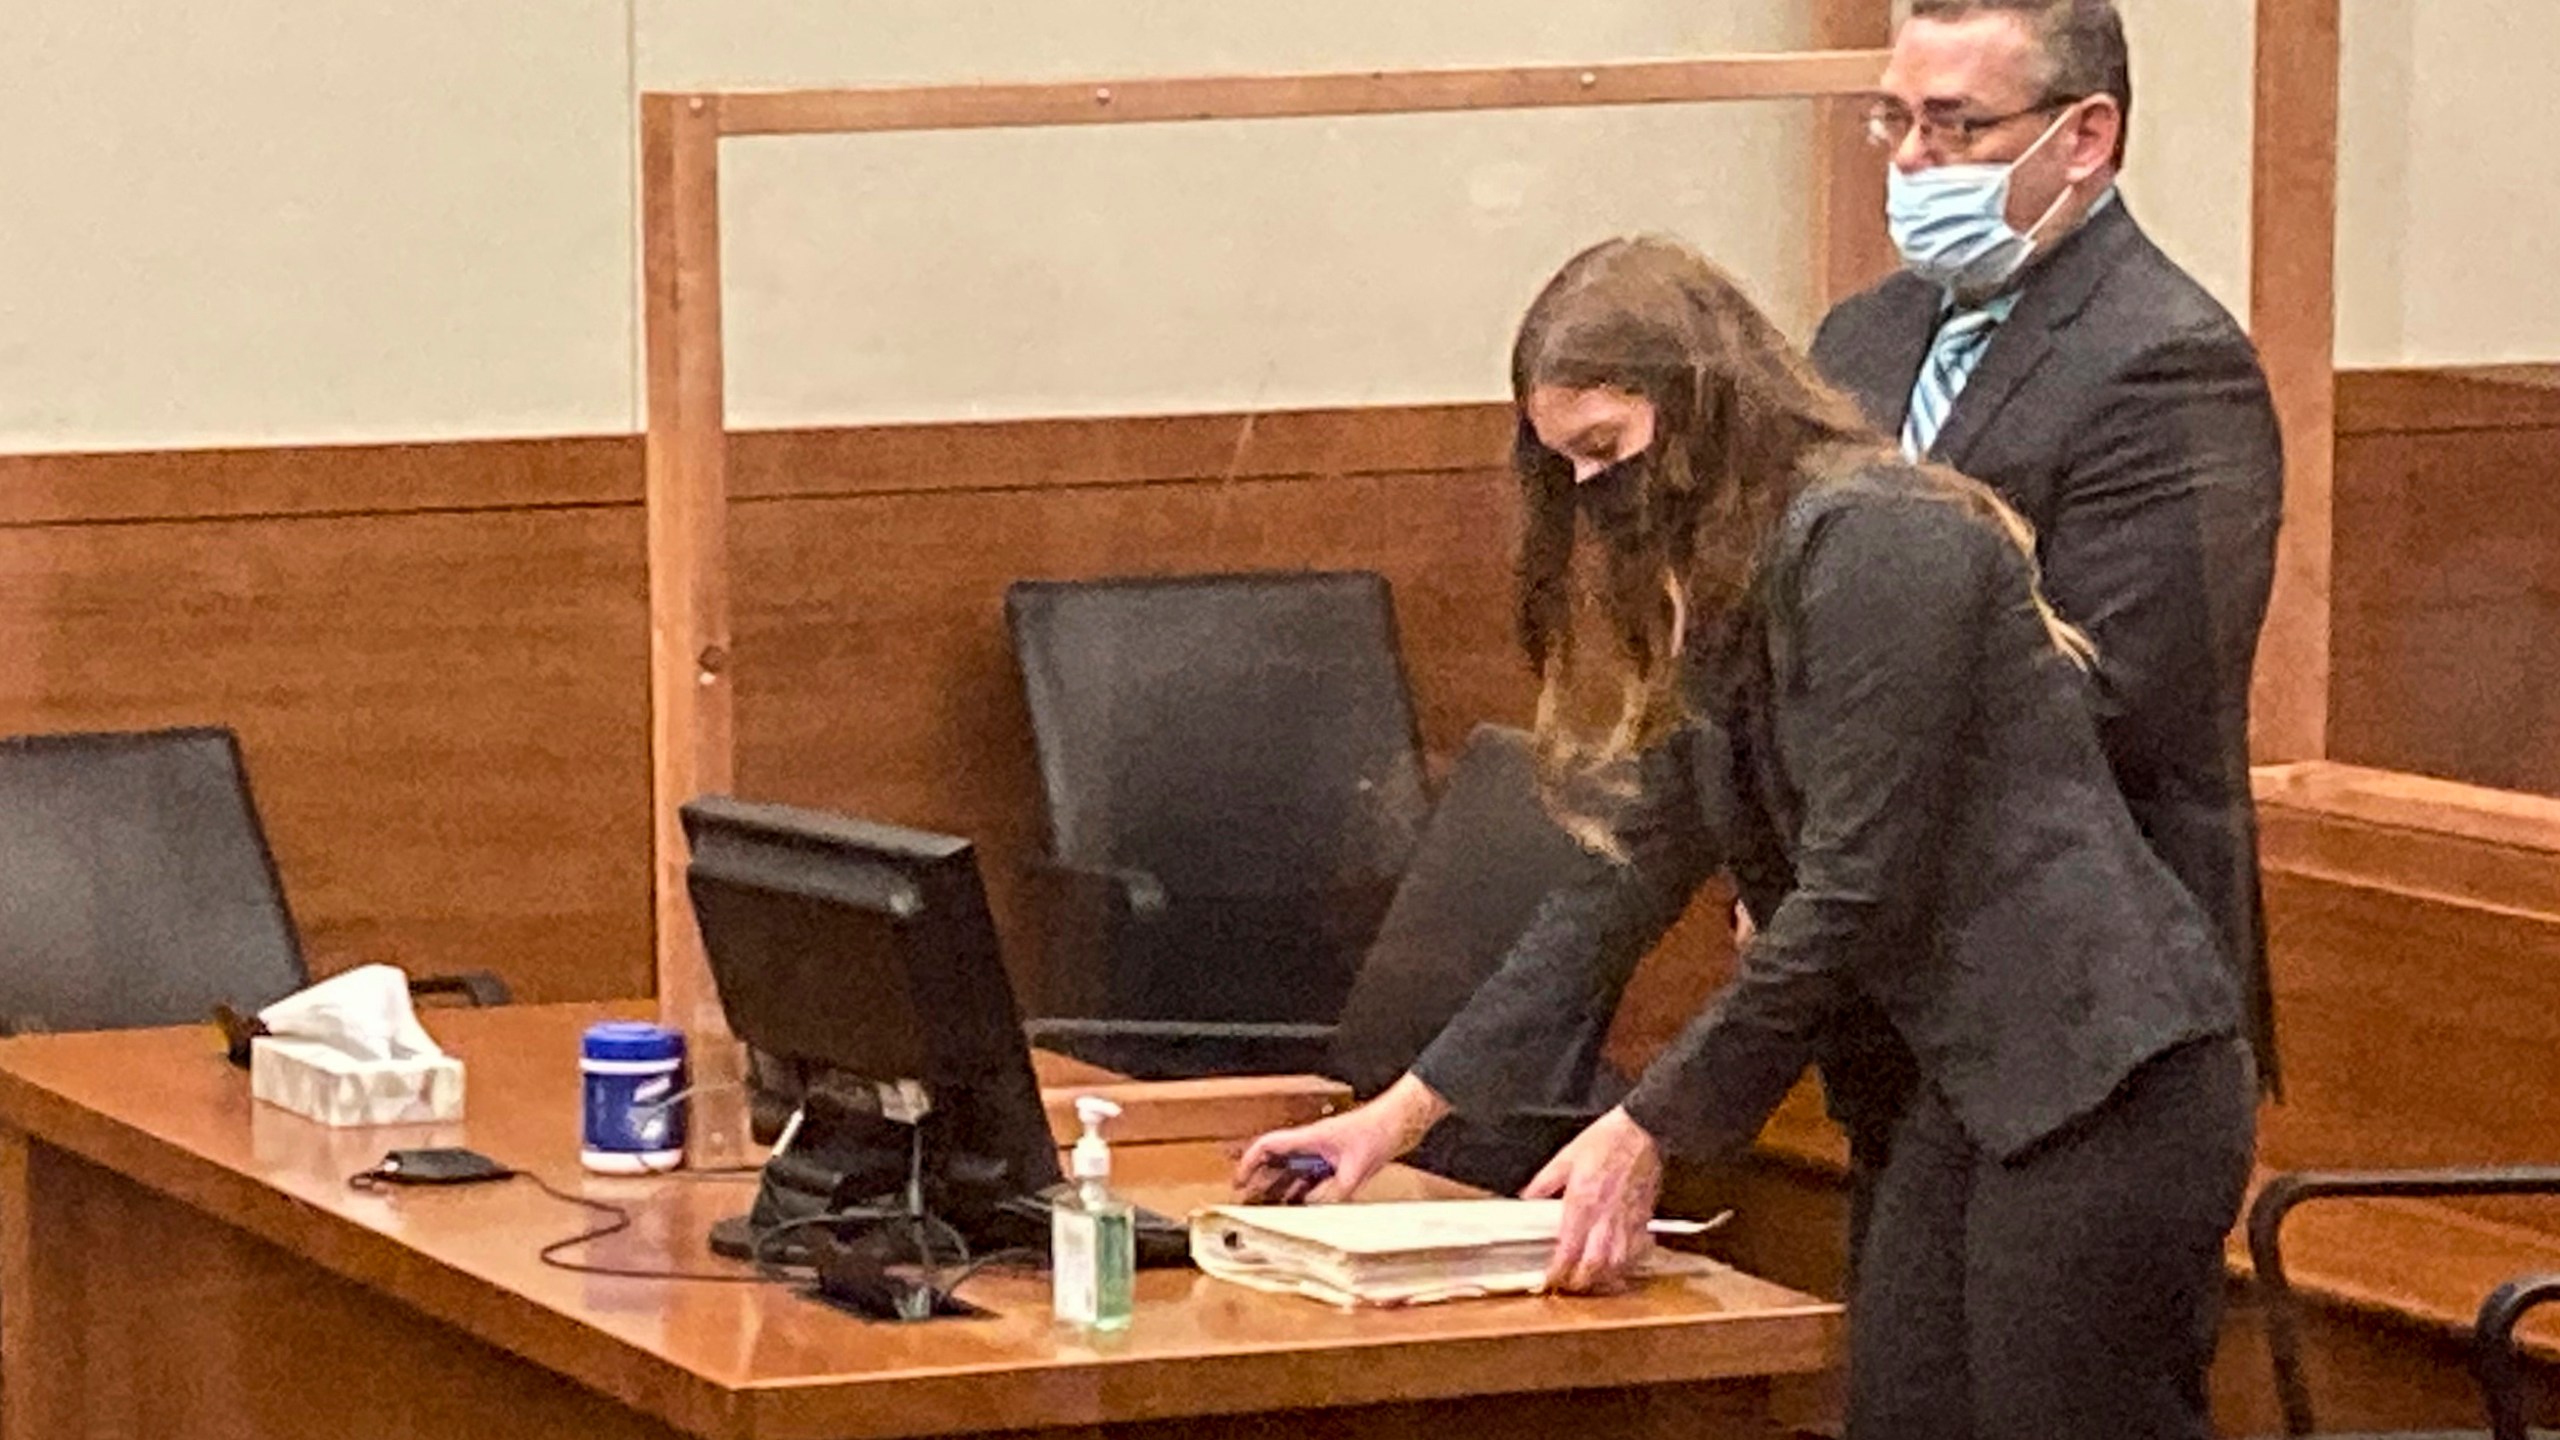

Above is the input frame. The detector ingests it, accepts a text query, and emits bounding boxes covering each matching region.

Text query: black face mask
[1574,448,1651,525]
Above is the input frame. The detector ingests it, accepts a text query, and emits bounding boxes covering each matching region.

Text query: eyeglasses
[1863,96,2080,157]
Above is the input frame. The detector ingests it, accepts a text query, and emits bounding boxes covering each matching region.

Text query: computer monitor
[679,796,1064,1263]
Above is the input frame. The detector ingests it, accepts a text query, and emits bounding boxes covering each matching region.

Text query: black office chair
[0,726,507,1038]
[1326,723,1620,1192]
[1027,723,1620,1192]
[2250,1168,2560,1439]
[1007,571,1432,1056]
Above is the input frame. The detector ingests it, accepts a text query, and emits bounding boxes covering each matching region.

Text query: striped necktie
[1900,305,2004,460]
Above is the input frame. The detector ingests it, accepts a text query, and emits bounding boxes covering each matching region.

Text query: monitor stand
[708,1085,1048,1267]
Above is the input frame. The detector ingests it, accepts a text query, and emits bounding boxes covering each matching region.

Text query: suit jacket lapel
[1836,279,1941,435]
[1929,200,2141,471]
[1927,318,2050,471]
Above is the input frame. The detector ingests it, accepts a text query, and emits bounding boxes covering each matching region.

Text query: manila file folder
[1190,1198,1722,1309]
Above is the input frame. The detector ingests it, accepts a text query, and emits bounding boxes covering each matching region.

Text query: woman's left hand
[1522,1105,1665,1294]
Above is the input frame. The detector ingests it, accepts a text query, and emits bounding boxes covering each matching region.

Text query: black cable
[745,1206,910,1273]
[346,1127,1007,1302]
[937,1246,1047,1298]
[519,1171,792,1284]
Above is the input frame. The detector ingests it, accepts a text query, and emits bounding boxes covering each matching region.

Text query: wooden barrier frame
[638,48,1896,1018]
[2249,0,2343,764]
[641,6,2345,1019]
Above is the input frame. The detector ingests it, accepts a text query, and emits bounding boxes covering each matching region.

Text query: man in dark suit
[1808,0,2283,1129]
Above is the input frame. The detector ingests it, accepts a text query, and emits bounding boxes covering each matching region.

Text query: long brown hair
[1510,236,2084,853]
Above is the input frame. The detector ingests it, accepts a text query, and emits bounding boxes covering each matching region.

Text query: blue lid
[582,1021,685,1062]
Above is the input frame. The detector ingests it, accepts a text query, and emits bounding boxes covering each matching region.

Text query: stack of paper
[1190,1198,1725,1309]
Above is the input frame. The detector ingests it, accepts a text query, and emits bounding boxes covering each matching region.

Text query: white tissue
[255,963,445,1062]
[248,965,465,1126]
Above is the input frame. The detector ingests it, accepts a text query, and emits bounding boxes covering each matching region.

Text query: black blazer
[1412,467,2241,1163]
[1809,199,2283,1084]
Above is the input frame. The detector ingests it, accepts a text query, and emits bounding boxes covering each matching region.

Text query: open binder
[1190,1198,1727,1309]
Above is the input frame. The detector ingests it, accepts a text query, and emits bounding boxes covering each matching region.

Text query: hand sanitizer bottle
[1052,1095,1135,1331]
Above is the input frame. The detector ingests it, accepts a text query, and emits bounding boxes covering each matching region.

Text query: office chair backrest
[1327,723,1612,1099]
[0,727,310,1033]
[1006,570,1431,898]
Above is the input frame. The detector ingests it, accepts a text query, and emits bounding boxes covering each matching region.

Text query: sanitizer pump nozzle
[1054,1094,1134,1330]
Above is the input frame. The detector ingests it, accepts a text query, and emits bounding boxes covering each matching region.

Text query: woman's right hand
[1233,1073,1449,1205]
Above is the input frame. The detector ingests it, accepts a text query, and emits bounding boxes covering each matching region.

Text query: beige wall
[673,2,1819,428]
[5,2,2540,455]
[2337,0,2560,368]
[2114,0,2253,321]
[3,1,1823,451]
[0,2,636,451]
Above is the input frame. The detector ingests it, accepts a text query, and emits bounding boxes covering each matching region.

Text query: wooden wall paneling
[0,505,654,1003]
[722,464,1537,998]
[640,93,734,1034]
[2254,765,2560,1236]
[0,1131,73,1440]
[1054,1384,1774,1440]
[727,404,1511,503]
[2213,1282,2541,1435]
[2338,365,2560,435]
[1601,886,1742,1082]
[0,408,1561,1011]
[2255,867,2560,1183]
[2329,368,2560,795]
[2246,0,2341,763]
[0,435,636,527]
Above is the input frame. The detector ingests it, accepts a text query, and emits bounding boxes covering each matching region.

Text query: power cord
[519,1171,798,1284]
[345,1132,1022,1306]
[936,1246,1048,1294]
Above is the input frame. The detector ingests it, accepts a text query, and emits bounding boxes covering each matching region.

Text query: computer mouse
[1275,1152,1335,1183]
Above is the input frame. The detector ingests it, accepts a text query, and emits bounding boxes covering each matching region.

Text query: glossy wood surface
[0,1003,1837,1440]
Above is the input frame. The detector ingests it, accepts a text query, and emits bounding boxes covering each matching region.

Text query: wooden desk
[0,1004,1838,1440]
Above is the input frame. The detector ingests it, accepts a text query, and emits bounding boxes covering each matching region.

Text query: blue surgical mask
[1886,107,2081,301]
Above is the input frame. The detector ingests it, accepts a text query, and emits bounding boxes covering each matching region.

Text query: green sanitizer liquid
[1054,1096,1136,1331]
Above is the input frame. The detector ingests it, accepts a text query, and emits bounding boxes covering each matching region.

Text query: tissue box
[250,1036,466,1127]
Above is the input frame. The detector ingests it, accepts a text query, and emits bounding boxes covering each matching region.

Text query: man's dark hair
[1908,0,2131,166]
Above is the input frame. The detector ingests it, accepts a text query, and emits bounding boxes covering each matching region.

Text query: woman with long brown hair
[1239,236,2252,1439]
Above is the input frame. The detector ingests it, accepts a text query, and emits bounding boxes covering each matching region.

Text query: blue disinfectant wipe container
[581,1021,687,1174]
